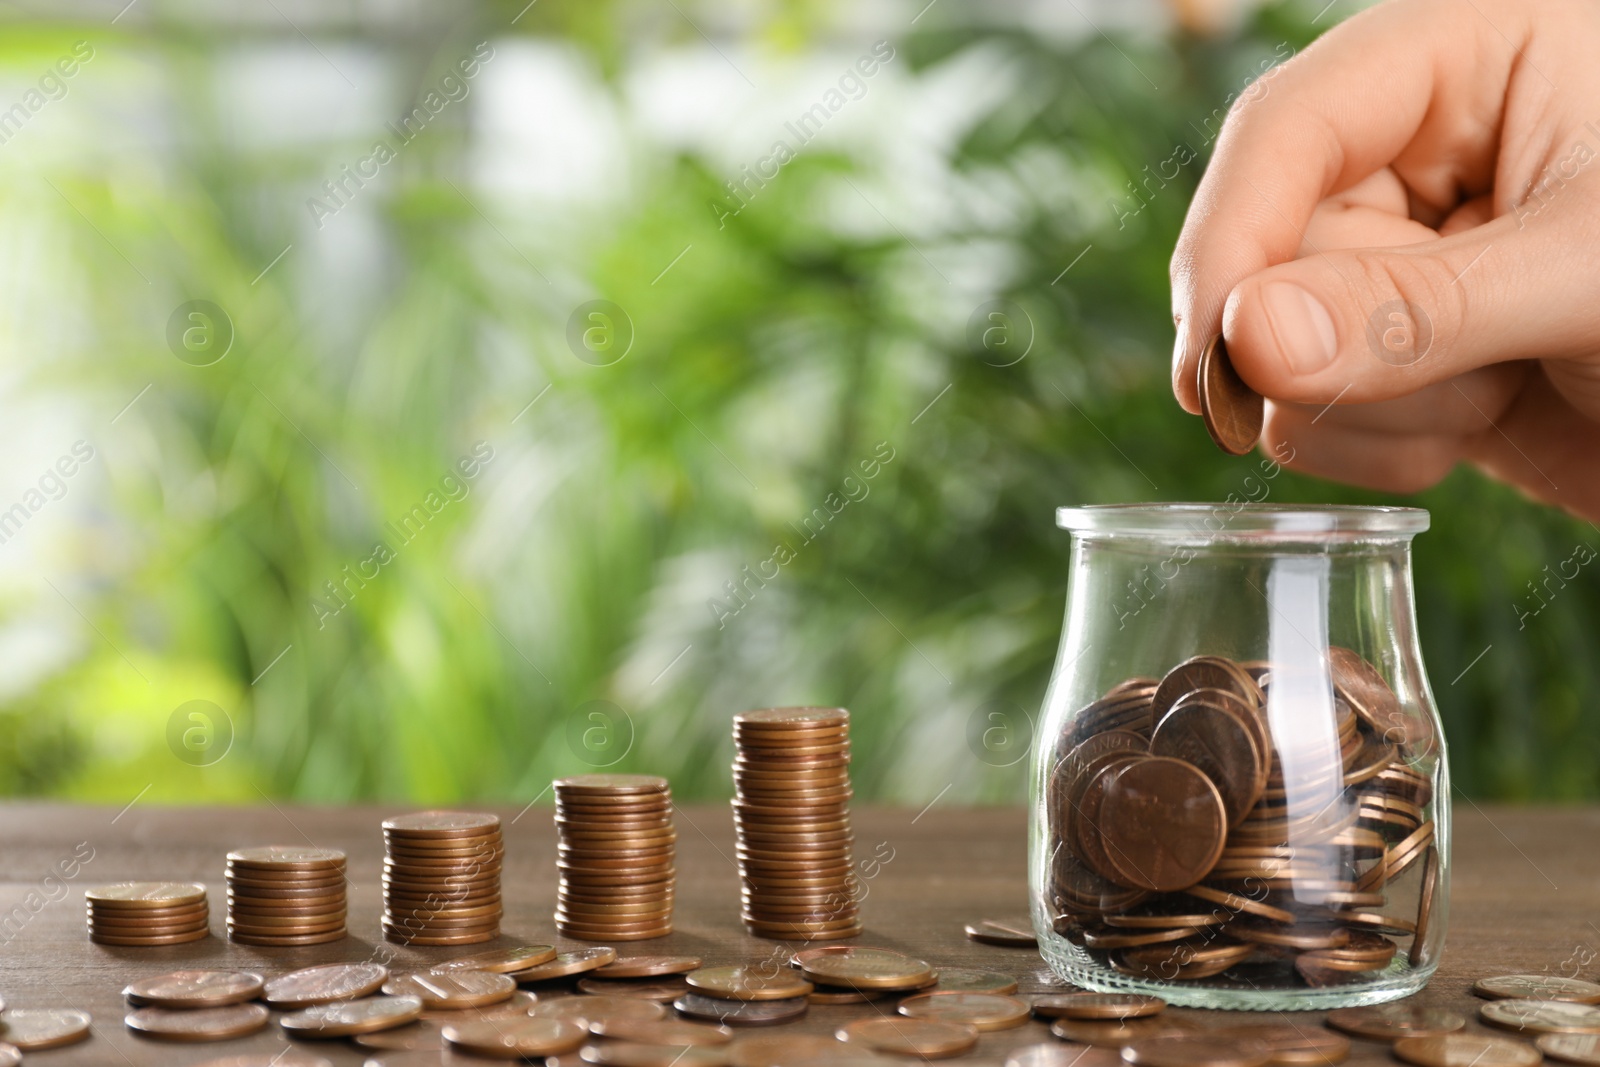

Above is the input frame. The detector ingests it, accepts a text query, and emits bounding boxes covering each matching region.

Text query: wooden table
[0,803,1593,1064]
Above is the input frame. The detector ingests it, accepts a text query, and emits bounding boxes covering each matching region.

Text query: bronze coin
[0,1008,92,1049]
[674,993,808,1026]
[577,976,691,1001]
[1393,1034,1542,1067]
[1150,656,1260,726]
[1217,1025,1352,1066]
[686,966,813,1002]
[263,962,388,1008]
[1098,756,1227,891]
[511,947,618,982]
[588,1016,736,1046]
[124,969,264,1008]
[932,969,1018,994]
[124,1003,269,1042]
[1229,921,1351,950]
[1197,333,1262,455]
[807,988,893,1005]
[1411,846,1440,968]
[86,882,207,907]
[88,913,211,933]
[280,995,424,1038]
[1150,696,1266,826]
[898,991,1030,1031]
[1326,1004,1466,1040]
[1031,993,1166,1020]
[226,846,346,869]
[443,1016,588,1057]
[1539,1034,1600,1066]
[1482,1000,1600,1035]
[382,971,516,1009]
[1328,646,1426,749]
[837,1017,978,1058]
[556,924,674,942]
[224,909,346,928]
[382,927,498,947]
[1124,1034,1271,1067]
[1181,885,1295,924]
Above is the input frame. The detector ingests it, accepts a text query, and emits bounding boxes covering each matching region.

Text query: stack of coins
[732,707,862,940]
[1046,648,1438,987]
[226,846,348,946]
[382,811,503,945]
[554,774,675,941]
[85,883,209,946]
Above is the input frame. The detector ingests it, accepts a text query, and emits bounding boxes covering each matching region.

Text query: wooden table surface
[0,802,1595,1065]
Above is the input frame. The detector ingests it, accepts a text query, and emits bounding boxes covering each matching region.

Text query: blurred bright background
[0,0,1594,806]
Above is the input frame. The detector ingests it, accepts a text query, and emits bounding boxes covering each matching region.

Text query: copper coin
[427,944,557,974]
[1150,656,1259,724]
[1124,1034,1271,1067]
[125,1003,269,1042]
[1411,846,1440,968]
[1050,1018,1191,1047]
[965,919,1038,947]
[1006,1044,1128,1067]
[382,929,498,947]
[1197,333,1262,455]
[837,1017,977,1058]
[1031,993,1165,1020]
[440,1016,586,1058]
[808,988,892,1005]
[352,1021,445,1051]
[580,1042,734,1065]
[223,909,346,928]
[1215,1025,1351,1066]
[726,1033,845,1066]
[1539,1034,1600,1065]
[1328,646,1424,748]
[226,846,346,869]
[590,957,700,980]
[531,996,665,1022]
[1393,1034,1542,1067]
[555,774,671,795]
[124,969,264,1008]
[1482,1000,1600,1035]
[675,992,808,1027]
[735,707,849,728]
[1098,756,1227,891]
[264,962,388,1008]
[1150,696,1266,826]
[89,914,212,933]
[381,971,516,1009]
[90,928,211,945]
[577,977,690,1001]
[932,969,1018,994]
[186,1055,334,1067]
[87,882,207,907]
[1326,1004,1466,1040]
[383,810,502,835]
[686,966,813,1002]
[1475,978,1600,1004]
[1181,884,1295,923]
[898,991,1030,1031]
[589,1017,736,1046]
[0,1008,92,1049]
[229,929,348,946]
[511,947,618,981]
[280,994,424,1037]
[800,949,933,991]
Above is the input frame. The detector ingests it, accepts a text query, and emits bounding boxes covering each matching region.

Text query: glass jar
[1030,504,1448,1010]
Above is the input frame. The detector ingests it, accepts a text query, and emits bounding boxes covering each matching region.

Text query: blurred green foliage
[1,0,1595,807]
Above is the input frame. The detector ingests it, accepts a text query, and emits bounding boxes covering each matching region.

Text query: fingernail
[1262,282,1338,374]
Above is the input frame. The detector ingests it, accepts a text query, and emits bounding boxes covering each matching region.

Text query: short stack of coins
[382,811,503,946]
[553,774,675,941]
[85,882,210,946]
[732,706,862,940]
[225,846,347,946]
[1046,647,1438,987]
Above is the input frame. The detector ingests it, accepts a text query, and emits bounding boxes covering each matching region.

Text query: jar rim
[1056,503,1430,537]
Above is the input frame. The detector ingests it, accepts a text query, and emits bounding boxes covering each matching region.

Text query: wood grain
[0,803,1591,1064]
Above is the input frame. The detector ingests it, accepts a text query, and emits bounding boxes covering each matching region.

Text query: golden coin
[431,944,558,974]
[799,948,933,991]
[577,976,691,1001]
[1393,1034,1542,1067]
[1540,1034,1600,1066]
[124,1003,269,1042]
[837,1017,978,1059]
[1325,1005,1465,1040]
[511,947,618,982]
[226,846,346,869]
[263,962,388,1008]
[381,971,516,1009]
[1123,1034,1271,1067]
[441,1016,588,1058]
[589,1017,736,1046]
[279,995,424,1038]
[124,969,264,1008]
[86,882,207,907]
[0,1008,92,1050]
[1477,977,1600,1004]
[675,992,808,1026]
[898,991,1030,1031]
[685,967,813,1002]
[1217,1024,1352,1066]
[1482,1000,1600,1035]
[1197,333,1262,455]
[1031,993,1166,1020]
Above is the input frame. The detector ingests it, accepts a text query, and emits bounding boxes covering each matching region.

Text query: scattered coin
[532,995,667,1025]
[264,962,388,1008]
[124,1003,270,1042]
[381,970,516,1009]
[686,966,814,1002]
[898,991,1031,1031]
[726,1033,845,1066]
[1219,1024,1351,1065]
[512,947,619,982]
[965,918,1038,947]
[676,992,809,1026]
[187,1056,334,1067]
[0,1008,93,1050]
[588,1016,736,1046]
[1050,1017,1189,1047]
[593,955,703,979]
[1029,992,1165,1020]
[279,994,424,1038]
[1197,333,1262,456]
[123,969,264,1008]
[1125,1034,1271,1067]
[1481,1000,1600,1035]
[580,1043,735,1066]
[431,944,559,974]
[1393,1034,1542,1067]
[352,1020,445,1051]
[1006,1044,1128,1067]
[1477,978,1600,1004]
[443,1016,588,1058]
[1540,1034,1600,1066]
[578,975,691,1001]
[799,948,934,991]
[837,1017,979,1058]
[932,969,1018,994]
[1325,1004,1466,1041]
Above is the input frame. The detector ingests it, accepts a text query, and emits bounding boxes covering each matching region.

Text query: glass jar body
[1030,506,1449,1010]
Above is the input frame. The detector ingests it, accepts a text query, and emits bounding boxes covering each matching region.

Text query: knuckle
[1347,248,1466,356]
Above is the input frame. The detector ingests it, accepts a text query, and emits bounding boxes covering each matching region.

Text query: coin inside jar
[1096,756,1228,891]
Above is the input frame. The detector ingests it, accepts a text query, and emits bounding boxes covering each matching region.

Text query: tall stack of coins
[732,707,862,940]
[382,812,503,946]
[1046,649,1438,987]
[226,846,347,946]
[85,883,209,946]
[554,774,675,942]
